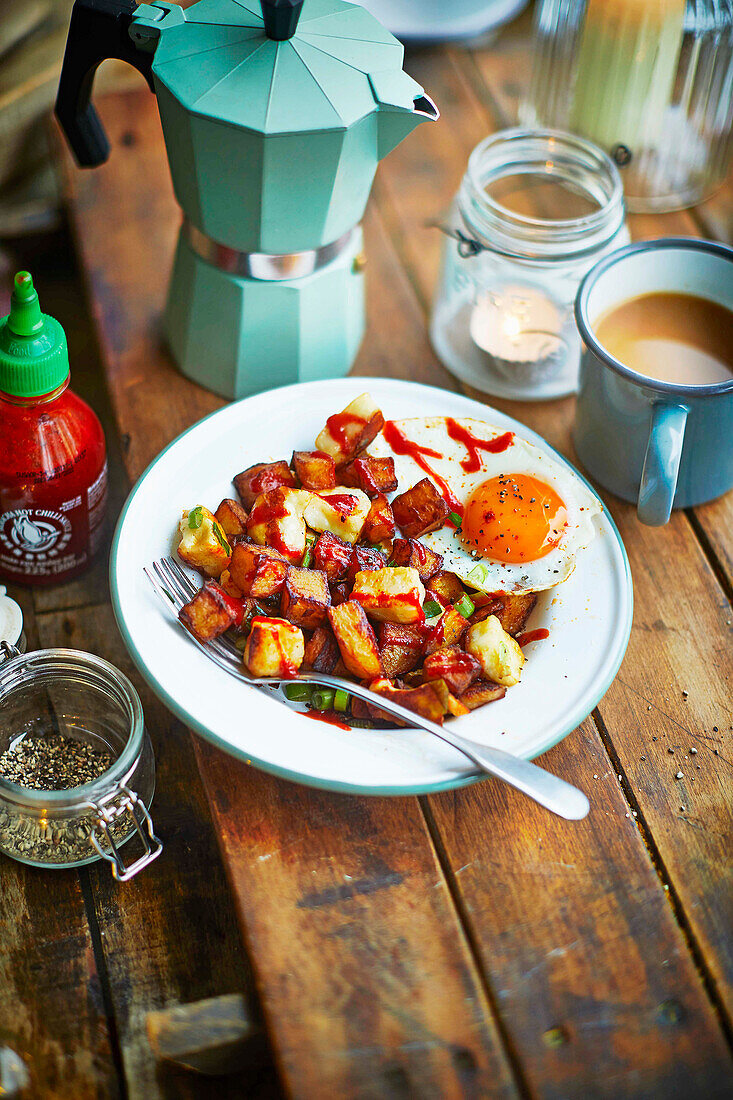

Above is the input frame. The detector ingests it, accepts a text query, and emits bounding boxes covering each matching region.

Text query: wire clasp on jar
[85,783,162,881]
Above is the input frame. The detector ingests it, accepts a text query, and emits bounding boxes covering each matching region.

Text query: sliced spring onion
[311,688,335,711]
[454,593,475,618]
[188,506,203,530]
[213,522,230,552]
[348,717,374,729]
[448,511,462,528]
[301,547,313,568]
[233,635,248,651]
[467,563,488,586]
[284,682,312,702]
[333,689,350,713]
[423,599,442,618]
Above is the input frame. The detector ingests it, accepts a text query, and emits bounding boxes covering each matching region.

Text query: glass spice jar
[0,647,161,878]
[430,128,630,401]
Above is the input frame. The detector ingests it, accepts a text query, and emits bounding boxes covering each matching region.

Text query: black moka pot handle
[260,0,304,40]
[55,0,155,167]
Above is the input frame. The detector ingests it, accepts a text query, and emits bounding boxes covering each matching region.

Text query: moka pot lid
[139,0,419,134]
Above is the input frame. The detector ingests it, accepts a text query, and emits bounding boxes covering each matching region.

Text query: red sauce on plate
[516,627,550,647]
[382,421,463,518]
[445,419,514,472]
[303,710,351,731]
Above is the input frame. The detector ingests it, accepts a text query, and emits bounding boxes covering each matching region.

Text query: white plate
[110,378,632,795]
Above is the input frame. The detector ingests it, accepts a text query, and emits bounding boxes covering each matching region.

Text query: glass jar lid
[458,128,626,262]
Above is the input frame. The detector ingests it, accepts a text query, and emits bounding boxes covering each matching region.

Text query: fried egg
[369,417,601,594]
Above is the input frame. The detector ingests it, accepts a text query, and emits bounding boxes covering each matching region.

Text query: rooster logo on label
[0,509,72,560]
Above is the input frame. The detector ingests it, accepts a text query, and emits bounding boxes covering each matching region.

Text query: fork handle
[285,675,589,820]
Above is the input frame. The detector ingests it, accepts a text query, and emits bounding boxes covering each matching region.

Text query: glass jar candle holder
[0,647,161,878]
[430,128,629,401]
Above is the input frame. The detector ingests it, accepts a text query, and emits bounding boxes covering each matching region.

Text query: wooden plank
[34,602,282,1100]
[197,740,516,1098]
[371,40,733,1077]
[59,89,520,1097]
[0,586,119,1100]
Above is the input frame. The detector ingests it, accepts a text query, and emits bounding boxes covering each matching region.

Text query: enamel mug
[573,239,733,526]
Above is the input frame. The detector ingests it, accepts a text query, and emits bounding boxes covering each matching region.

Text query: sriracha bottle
[0,272,107,586]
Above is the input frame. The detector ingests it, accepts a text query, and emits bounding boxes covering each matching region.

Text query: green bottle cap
[0,272,70,397]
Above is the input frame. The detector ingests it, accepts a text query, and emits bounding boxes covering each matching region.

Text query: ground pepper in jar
[0,272,107,586]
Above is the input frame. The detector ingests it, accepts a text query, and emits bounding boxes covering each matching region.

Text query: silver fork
[144,557,589,820]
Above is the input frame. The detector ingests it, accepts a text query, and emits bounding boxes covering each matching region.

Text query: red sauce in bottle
[445,419,514,472]
[0,273,107,587]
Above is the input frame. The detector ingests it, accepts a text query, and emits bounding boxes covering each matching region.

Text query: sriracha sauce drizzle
[516,627,550,647]
[382,421,464,517]
[445,419,514,472]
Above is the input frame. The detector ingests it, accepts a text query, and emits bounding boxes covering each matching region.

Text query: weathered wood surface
[0,236,281,1099]
[56,75,733,1100]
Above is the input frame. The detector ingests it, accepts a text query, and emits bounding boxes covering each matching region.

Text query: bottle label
[0,507,78,577]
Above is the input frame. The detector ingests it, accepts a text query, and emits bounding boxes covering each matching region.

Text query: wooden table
[2,14,732,1099]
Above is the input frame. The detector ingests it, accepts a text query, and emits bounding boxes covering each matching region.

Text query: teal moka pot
[55,0,438,398]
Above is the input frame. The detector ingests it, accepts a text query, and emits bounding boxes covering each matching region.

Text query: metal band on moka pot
[184,222,360,281]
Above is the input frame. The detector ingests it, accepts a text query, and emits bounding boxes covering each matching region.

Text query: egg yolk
[461,474,568,563]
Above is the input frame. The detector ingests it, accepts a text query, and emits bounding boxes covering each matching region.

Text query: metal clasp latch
[86,784,162,881]
[0,641,20,664]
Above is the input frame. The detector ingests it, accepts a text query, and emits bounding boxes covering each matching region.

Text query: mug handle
[638,403,689,526]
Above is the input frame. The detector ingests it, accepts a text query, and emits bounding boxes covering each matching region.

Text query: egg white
[369,417,601,594]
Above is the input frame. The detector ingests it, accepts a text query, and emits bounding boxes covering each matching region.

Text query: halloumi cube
[350,566,425,624]
[177,507,231,578]
[465,614,525,687]
[243,617,304,678]
[304,487,371,545]
[315,394,385,465]
[247,487,314,564]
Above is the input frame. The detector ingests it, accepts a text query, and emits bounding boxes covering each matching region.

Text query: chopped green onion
[188,506,204,530]
[454,593,475,618]
[301,547,313,568]
[234,635,248,651]
[423,599,442,618]
[213,522,230,553]
[305,533,317,546]
[333,689,350,713]
[448,511,462,528]
[311,688,335,711]
[284,682,312,702]
[467,563,488,586]
[348,717,374,729]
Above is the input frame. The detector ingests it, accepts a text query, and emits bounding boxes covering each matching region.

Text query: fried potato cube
[391,478,450,539]
[214,498,248,537]
[424,607,469,656]
[292,450,336,491]
[423,646,481,696]
[350,567,426,624]
[234,461,296,508]
[391,537,443,581]
[459,679,506,710]
[330,582,351,606]
[362,493,395,544]
[302,626,340,673]
[177,507,231,578]
[244,617,304,678]
[228,542,289,598]
[346,544,387,584]
[315,393,385,465]
[422,677,470,717]
[179,581,238,643]
[247,487,314,564]
[313,531,353,582]
[367,679,448,724]
[378,622,425,679]
[426,570,465,604]
[340,455,398,498]
[327,601,383,680]
[219,568,244,599]
[465,615,525,687]
[496,592,539,637]
[304,487,371,544]
[281,567,331,629]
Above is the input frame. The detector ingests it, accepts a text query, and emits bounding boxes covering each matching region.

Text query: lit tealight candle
[470,285,563,365]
